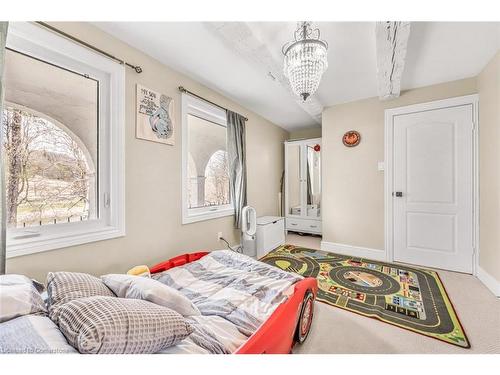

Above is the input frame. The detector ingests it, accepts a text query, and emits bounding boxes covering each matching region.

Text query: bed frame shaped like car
[150,252,318,354]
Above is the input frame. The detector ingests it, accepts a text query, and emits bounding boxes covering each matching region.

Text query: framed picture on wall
[136,84,175,145]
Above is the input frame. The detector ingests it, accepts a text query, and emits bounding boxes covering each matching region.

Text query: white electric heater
[241,206,257,257]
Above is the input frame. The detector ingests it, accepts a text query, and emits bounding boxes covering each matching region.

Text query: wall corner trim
[476,266,500,297]
[320,241,386,261]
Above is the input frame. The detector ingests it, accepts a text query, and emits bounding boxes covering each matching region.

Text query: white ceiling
[94,22,500,131]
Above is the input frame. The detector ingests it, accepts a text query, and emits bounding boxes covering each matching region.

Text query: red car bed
[149,251,318,354]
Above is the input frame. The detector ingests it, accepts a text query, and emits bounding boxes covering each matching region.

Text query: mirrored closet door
[284,138,322,235]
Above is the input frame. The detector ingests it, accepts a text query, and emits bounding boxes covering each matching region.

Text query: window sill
[182,207,235,225]
[6,224,126,259]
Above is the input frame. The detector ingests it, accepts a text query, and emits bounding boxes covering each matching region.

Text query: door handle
[393,191,403,197]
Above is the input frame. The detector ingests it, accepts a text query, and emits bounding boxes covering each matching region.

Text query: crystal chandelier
[282,22,328,102]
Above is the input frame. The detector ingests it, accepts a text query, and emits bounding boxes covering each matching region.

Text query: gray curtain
[226,110,247,229]
[0,22,8,274]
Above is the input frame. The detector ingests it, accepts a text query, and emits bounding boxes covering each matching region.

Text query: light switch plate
[378,161,385,171]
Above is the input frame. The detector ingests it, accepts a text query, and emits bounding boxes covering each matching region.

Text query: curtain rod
[35,22,143,74]
[178,86,248,121]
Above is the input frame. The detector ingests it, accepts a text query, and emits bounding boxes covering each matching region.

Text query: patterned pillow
[46,272,115,315]
[55,296,193,354]
[0,274,47,323]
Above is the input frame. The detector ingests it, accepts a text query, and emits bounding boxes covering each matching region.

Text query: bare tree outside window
[205,150,230,206]
[2,106,95,228]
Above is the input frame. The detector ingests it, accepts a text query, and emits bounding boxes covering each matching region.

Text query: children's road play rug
[261,245,470,348]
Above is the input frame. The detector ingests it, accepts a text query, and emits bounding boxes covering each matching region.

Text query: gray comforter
[153,250,301,336]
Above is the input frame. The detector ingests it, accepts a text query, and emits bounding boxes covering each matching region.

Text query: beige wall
[477,51,500,281]
[289,127,322,140]
[6,22,288,281]
[322,77,477,250]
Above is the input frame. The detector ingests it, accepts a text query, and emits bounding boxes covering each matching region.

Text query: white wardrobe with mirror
[284,138,322,235]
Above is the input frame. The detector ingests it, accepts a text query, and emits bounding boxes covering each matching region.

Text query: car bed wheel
[295,290,314,344]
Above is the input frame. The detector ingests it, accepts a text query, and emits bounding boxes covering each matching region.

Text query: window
[182,94,233,224]
[186,117,230,209]
[3,22,125,257]
[2,52,98,228]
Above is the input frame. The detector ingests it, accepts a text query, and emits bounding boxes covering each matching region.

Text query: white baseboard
[476,266,500,297]
[321,241,386,261]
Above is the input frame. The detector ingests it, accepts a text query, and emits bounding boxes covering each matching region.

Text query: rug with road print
[260,244,470,348]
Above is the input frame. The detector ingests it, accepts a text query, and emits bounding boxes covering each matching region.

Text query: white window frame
[181,93,234,224]
[5,22,125,258]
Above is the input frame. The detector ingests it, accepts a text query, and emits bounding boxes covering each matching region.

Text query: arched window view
[1,106,96,228]
[204,150,230,206]
[187,113,231,210]
[2,48,99,229]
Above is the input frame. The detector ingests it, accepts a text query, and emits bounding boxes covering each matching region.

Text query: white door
[393,104,474,273]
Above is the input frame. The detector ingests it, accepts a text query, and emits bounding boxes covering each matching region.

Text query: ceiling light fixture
[282,21,328,102]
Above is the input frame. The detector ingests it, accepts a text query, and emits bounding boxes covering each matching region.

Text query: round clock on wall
[342,130,361,147]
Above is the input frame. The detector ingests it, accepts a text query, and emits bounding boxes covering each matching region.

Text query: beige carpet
[286,233,500,354]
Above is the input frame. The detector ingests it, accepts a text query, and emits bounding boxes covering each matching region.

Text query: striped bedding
[153,250,301,352]
[0,250,300,354]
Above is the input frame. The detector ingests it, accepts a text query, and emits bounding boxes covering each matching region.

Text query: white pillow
[0,274,47,323]
[101,274,200,317]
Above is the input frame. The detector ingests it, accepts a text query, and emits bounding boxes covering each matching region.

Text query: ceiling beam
[204,22,323,124]
[375,22,411,100]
